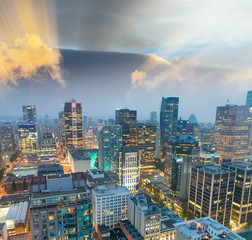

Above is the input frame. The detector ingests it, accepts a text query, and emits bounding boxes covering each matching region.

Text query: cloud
[0,34,65,87]
[130,53,252,92]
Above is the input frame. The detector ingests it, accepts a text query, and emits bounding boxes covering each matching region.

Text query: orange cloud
[0,34,64,86]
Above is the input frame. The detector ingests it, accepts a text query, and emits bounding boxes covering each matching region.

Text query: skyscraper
[246,90,252,106]
[18,122,38,160]
[214,105,250,161]
[64,99,83,150]
[150,111,158,124]
[160,97,179,148]
[117,146,140,194]
[98,125,122,172]
[189,165,235,227]
[128,123,156,177]
[115,108,137,146]
[22,105,37,124]
[164,135,200,198]
[222,162,252,225]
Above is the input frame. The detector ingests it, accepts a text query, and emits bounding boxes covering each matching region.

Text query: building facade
[64,99,83,150]
[92,186,130,232]
[214,105,251,161]
[189,165,236,227]
[98,125,122,172]
[22,105,37,124]
[117,147,140,194]
[160,97,179,148]
[222,161,252,225]
[246,90,252,106]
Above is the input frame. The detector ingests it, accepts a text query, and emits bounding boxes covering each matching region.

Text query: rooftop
[160,208,184,232]
[171,134,198,144]
[174,217,245,240]
[68,148,91,161]
[194,165,235,174]
[120,220,143,240]
[93,186,130,196]
[222,162,252,171]
[238,229,252,240]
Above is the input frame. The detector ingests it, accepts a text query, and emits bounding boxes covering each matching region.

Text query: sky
[0,0,252,122]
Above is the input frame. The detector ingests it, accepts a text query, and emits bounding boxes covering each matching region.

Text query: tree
[0,168,6,181]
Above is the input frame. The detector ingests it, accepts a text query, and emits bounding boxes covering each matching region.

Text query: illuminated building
[246,90,252,106]
[115,108,137,146]
[117,146,140,194]
[160,97,179,148]
[85,149,98,169]
[30,174,93,240]
[175,119,194,136]
[98,125,122,173]
[22,105,37,124]
[214,105,250,162]
[128,124,156,178]
[92,186,130,232]
[164,135,200,198]
[18,122,38,160]
[189,165,235,227]
[38,133,56,157]
[200,150,220,165]
[67,148,91,172]
[128,196,161,240]
[200,129,215,146]
[64,99,83,150]
[222,162,252,225]
[0,123,14,152]
[174,217,245,240]
[83,129,98,149]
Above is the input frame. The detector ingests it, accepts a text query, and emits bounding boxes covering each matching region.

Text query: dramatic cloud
[0,34,64,86]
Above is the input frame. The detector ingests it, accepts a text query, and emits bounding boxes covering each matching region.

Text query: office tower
[189,165,235,227]
[128,124,156,178]
[64,99,83,150]
[175,119,194,136]
[164,135,200,198]
[115,108,137,146]
[222,162,252,225]
[18,122,38,160]
[22,105,37,124]
[98,125,122,172]
[92,186,130,232]
[83,129,98,149]
[200,149,220,165]
[160,97,179,148]
[117,146,140,194]
[128,196,161,240]
[214,105,251,161]
[0,123,14,152]
[200,129,215,146]
[30,174,93,240]
[150,111,158,124]
[188,114,198,125]
[38,133,56,157]
[246,90,252,106]
[174,217,245,240]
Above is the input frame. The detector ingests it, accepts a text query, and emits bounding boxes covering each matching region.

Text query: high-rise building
[174,217,245,240]
[58,111,65,145]
[128,124,156,178]
[98,125,122,172]
[214,105,251,161]
[64,99,83,150]
[18,122,38,160]
[128,195,161,240]
[92,186,130,232]
[164,135,200,197]
[200,150,220,165]
[0,123,14,152]
[150,111,158,125]
[22,105,37,124]
[222,162,252,225]
[38,133,57,157]
[160,97,179,148]
[246,90,252,106]
[30,174,93,240]
[117,146,140,194]
[189,165,236,227]
[115,108,137,146]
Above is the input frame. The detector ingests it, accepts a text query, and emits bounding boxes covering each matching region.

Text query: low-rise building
[92,186,130,232]
[68,148,91,172]
[174,217,245,240]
